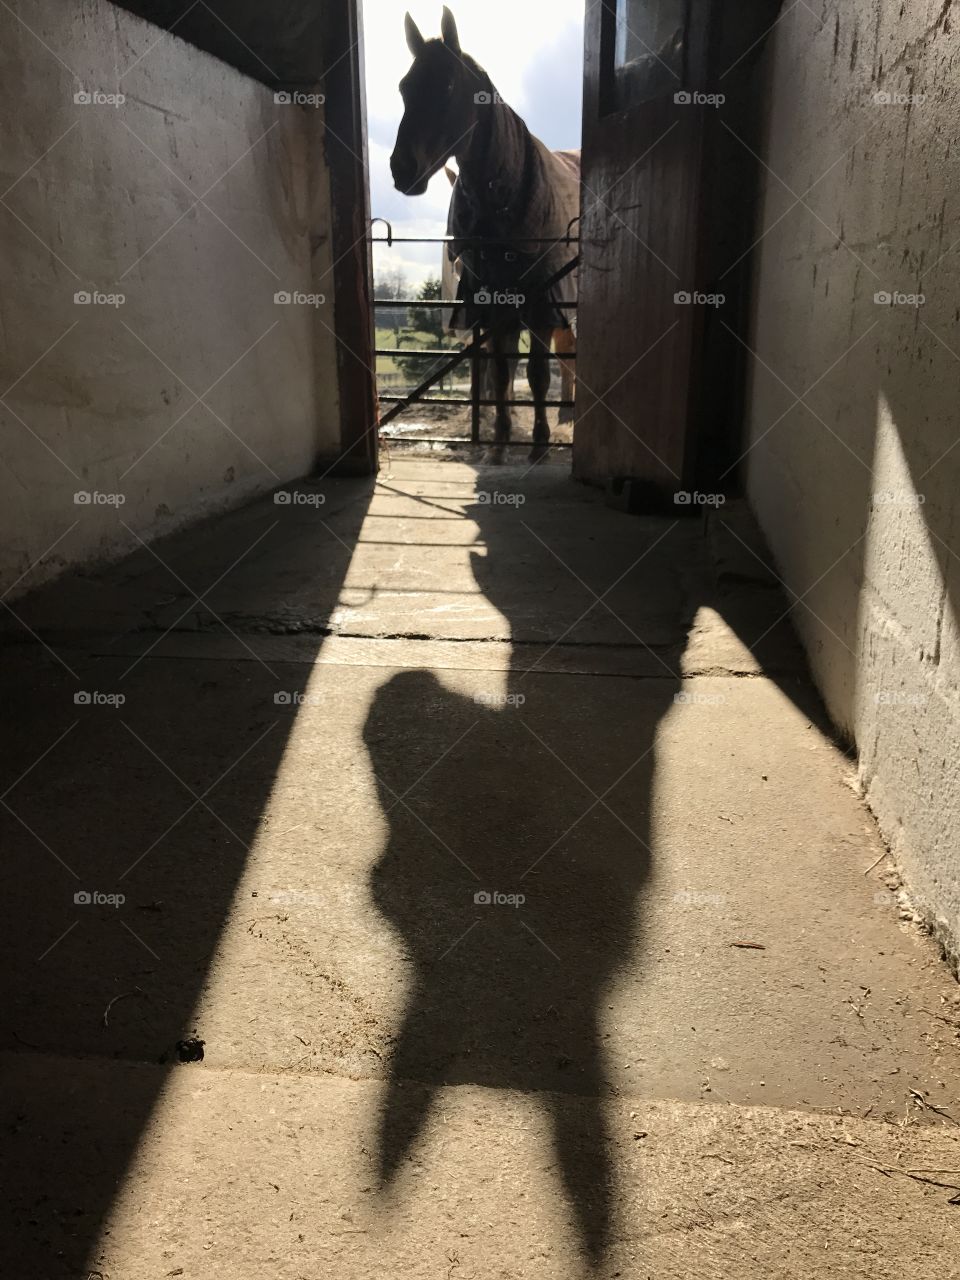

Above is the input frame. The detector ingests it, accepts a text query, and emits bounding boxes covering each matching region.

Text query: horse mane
[442,42,580,334]
[451,55,538,229]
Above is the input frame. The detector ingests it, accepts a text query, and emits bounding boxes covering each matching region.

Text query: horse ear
[444,165,457,187]
[440,7,461,55]
[404,12,426,56]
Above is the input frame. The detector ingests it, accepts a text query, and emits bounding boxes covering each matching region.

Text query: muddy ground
[379,399,575,445]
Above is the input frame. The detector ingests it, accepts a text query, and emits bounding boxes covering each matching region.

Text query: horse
[390,7,580,462]
[441,167,578,431]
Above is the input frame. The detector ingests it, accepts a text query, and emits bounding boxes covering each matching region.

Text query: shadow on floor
[364,458,818,1265]
[3,450,825,1274]
[1,474,373,1276]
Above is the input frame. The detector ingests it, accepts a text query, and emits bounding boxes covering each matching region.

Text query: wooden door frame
[574,0,715,496]
[320,0,378,475]
[575,0,785,495]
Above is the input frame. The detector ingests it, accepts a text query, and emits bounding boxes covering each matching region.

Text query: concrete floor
[3,451,960,1277]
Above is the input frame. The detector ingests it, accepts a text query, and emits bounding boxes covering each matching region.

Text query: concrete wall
[115,1,328,88]
[0,0,341,598]
[744,1,960,967]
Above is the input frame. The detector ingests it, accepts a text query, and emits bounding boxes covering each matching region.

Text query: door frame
[574,0,775,497]
[320,0,378,475]
[574,0,715,496]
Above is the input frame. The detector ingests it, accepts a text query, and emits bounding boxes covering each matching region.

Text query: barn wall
[744,2,960,964]
[0,0,341,597]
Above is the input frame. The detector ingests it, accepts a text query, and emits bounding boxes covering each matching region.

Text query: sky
[361,0,584,292]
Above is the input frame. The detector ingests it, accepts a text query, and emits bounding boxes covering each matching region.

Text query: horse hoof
[528,443,549,464]
[483,446,505,465]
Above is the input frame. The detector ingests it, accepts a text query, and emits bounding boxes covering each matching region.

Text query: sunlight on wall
[857,392,943,706]
[853,392,960,960]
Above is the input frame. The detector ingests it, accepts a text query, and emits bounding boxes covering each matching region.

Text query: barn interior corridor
[5,450,959,1276]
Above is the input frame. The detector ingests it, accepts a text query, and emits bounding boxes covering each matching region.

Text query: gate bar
[373,299,578,309]
[470,322,482,443]
[368,214,580,247]
[370,235,580,245]
[375,349,576,359]
[378,322,494,429]
[380,396,575,408]
[378,434,574,449]
[376,253,580,432]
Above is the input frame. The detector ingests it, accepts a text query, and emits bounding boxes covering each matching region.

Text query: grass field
[375,327,533,378]
[374,327,455,375]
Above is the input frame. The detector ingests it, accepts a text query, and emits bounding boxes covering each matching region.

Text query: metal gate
[369,221,579,446]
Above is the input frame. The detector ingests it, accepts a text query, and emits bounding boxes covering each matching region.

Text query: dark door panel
[575,0,715,492]
[574,0,781,497]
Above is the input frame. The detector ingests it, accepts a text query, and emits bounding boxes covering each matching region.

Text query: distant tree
[396,276,452,391]
[409,276,444,344]
[374,268,409,335]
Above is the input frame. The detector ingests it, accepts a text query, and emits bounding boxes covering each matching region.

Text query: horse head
[390,8,481,196]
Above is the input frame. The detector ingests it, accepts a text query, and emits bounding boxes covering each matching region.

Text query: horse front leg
[527,324,553,462]
[484,325,517,465]
[555,325,576,426]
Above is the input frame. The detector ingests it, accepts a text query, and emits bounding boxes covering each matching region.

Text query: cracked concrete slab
[5,651,958,1121]
[3,455,959,1278]
[6,1053,960,1279]
[4,461,805,666]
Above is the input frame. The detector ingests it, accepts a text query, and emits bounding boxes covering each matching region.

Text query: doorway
[360,0,585,453]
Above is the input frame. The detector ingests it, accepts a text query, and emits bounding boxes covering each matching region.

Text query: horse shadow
[363,473,682,1264]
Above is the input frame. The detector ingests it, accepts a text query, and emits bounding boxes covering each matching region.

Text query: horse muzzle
[390,147,430,197]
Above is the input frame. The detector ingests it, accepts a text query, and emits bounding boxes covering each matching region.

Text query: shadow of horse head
[364,471,680,1264]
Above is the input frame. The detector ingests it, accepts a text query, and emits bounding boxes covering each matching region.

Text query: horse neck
[455,82,535,226]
